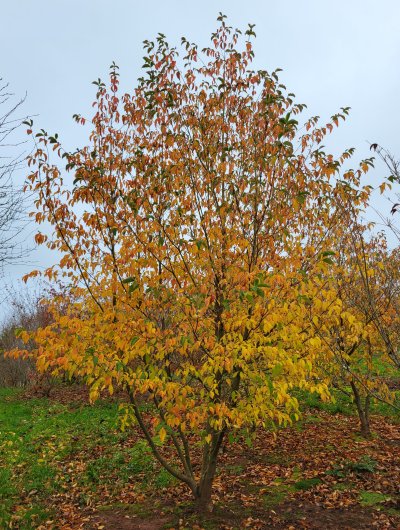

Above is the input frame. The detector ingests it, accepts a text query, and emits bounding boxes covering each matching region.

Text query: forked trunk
[194,429,226,512]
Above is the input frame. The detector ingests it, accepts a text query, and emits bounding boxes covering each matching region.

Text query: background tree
[14,17,375,510]
[310,205,399,437]
[0,79,29,279]
[369,142,400,243]
[0,283,53,387]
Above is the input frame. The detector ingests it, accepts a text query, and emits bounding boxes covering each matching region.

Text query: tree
[311,218,398,437]
[369,142,400,240]
[370,143,400,192]
[0,282,53,387]
[14,17,374,510]
[0,79,29,278]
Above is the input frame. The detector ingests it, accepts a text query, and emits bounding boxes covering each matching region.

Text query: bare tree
[0,79,30,277]
[370,143,400,221]
[0,282,53,387]
[370,144,400,183]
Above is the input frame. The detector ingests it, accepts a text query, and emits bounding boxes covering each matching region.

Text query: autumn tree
[14,17,375,509]
[310,216,398,437]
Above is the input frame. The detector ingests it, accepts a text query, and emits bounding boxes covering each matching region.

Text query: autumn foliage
[14,16,391,509]
[314,218,400,437]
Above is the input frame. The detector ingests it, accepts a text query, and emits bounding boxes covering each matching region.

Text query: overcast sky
[1,0,400,316]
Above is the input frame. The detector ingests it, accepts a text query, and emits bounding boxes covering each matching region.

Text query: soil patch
[92,508,172,530]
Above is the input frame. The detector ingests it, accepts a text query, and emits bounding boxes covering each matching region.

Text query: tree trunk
[358,393,371,438]
[194,429,226,512]
[350,381,371,438]
[195,482,214,512]
[195,456,218,512]
[358,407,371,438]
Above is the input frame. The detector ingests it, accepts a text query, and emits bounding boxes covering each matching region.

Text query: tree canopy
[14,16,388,509]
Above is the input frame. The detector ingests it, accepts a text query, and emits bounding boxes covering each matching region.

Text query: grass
[359,491,391,506]
[262,481,295,509]
[359,491,400,518]
[297,385,400,422]
[293,355,400,421]
[0,378,399,529]
[347,456,377,474]
[0,387,163,528]
[225,464,245,475]
[325,456,378,480]
[293,477,322,490]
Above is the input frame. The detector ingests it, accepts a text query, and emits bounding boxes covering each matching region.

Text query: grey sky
[1,0,400,315]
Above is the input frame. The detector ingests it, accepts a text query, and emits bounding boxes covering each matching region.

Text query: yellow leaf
[159,427,166,443]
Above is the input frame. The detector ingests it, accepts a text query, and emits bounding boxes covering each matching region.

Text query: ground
[0,386,399,529]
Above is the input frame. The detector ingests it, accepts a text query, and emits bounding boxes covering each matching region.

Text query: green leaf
[195,239,206,250]
[271,364,283,377]
[129,282,139,293]
[222,298,231,310]
[296,191,309,205]
[122,277,136,284]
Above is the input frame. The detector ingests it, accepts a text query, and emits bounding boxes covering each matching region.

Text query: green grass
[359,490,391,506]
[297,385,400,422]
[326,455,378,479]
[262,481,295,508]
[83,441,156,488]
[293,477,322,490]
[0,388,161,527]
[359,490,400,517]
[294,353,400,422]
[1,378,399,528]
[225,464,245,475]
[296,388,354,415]
[348,456,377,474]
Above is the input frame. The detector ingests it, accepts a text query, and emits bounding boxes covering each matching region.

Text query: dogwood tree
[14,16,374,509]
